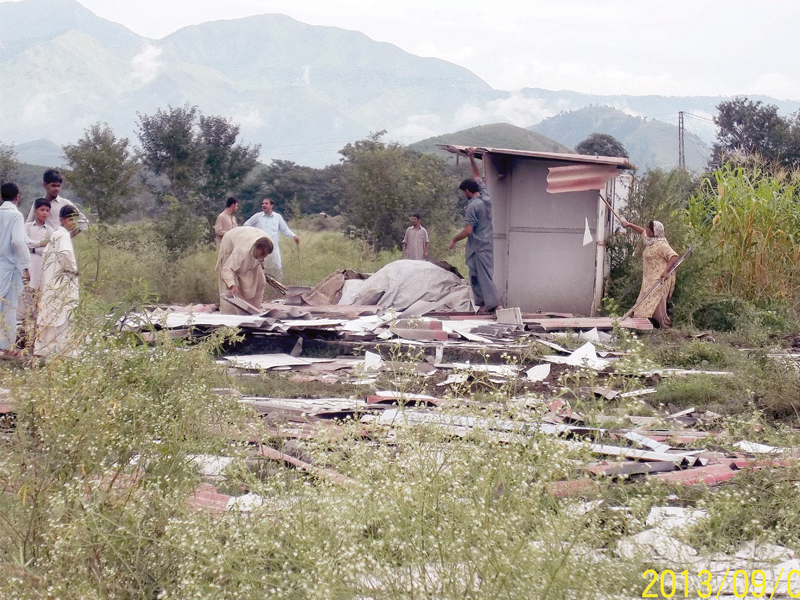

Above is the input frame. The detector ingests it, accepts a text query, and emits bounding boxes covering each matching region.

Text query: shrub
[0,307,246,598]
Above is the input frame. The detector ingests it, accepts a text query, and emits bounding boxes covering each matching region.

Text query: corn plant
[686,163,800,308]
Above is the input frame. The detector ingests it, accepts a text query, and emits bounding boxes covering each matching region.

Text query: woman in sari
[620,220,679,328]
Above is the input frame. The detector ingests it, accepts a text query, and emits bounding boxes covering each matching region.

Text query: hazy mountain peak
[0,0,147,60]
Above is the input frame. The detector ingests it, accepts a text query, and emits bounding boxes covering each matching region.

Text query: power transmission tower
[678,111,685,170]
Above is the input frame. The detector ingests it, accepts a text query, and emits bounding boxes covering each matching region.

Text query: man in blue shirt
[448,148,502,314]
[243,198,300,281]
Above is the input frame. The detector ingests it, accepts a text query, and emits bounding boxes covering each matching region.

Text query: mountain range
[2,0,800,169]
[530,106,709,171]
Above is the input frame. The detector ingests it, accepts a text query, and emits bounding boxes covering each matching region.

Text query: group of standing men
[0,170,87,359]
[214,147,502,316]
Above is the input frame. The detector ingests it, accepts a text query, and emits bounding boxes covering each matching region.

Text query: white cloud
[453,92,556,130]
[389,113,443,141]
[130,44,163,85]
[229,107,264,129]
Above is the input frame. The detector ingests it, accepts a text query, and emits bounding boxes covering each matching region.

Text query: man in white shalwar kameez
[35,205,80,357]
[0,183,30,358]
[216,226,274,315]
[242,198,299,281]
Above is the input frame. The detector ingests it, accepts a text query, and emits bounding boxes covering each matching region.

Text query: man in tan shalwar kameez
[214,196,239,247]
[216,226,274,315]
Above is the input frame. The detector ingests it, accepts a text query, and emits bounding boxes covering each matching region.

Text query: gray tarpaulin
[345,260,473,313]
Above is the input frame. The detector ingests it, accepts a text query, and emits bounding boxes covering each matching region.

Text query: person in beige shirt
[216,226,274,315]
[214,196,239,246]
[402,213,429,260]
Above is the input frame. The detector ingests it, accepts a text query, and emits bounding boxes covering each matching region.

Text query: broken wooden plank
[525,317,653,331]
[588,461,678,477]
[562,439,700,466]
[258,445,357,487]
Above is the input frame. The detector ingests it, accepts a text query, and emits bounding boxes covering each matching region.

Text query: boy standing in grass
[25,198,53,288]
[21,198,53,348]
[35,205,80,357]
[215,196,239,246]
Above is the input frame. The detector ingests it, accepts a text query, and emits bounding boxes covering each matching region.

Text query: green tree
[575,133,629,158]
[136,105,261,245]
[712,97,787,167]
[339,132,458,253]
[0,142,19,185]
[62,123,139,223]
[195,114,260,221]
[136,104,199,198]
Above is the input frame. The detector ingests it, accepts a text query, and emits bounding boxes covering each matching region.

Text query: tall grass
[686,163,800,307]
[74,221,469,305]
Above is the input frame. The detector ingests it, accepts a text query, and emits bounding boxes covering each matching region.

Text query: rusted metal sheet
[546,164,622,194]
[650,463,742,486]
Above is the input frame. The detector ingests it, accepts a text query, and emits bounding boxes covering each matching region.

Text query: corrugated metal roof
[436,144,636,170]
[546,164,621,193]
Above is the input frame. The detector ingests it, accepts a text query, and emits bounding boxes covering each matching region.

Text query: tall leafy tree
[63,123,138,223]
[575,133,629,158]
[339,132,458,253]
[136,104,261,234]
[195,114,260,221]
[238,159,344,219]
[712,97,787,167]
[136,104,199,198]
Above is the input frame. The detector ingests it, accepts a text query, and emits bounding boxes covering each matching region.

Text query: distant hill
[529,106,709,171]
[0,0,500,167]
[2,0,800,168]
[409,123,571,160]
[15,139,65,168]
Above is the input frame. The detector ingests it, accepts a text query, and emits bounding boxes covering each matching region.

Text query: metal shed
[439,145,635,316]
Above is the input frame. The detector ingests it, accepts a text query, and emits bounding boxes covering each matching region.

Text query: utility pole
[678,111,686,170]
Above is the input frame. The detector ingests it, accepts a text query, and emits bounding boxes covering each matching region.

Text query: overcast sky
[8,0,800,100]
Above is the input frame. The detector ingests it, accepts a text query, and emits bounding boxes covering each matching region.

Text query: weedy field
[0,297,799,599]
[2,160,800,599]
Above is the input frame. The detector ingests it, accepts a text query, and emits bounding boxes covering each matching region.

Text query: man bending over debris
[216,226,274,315]
[448,147,502,314]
